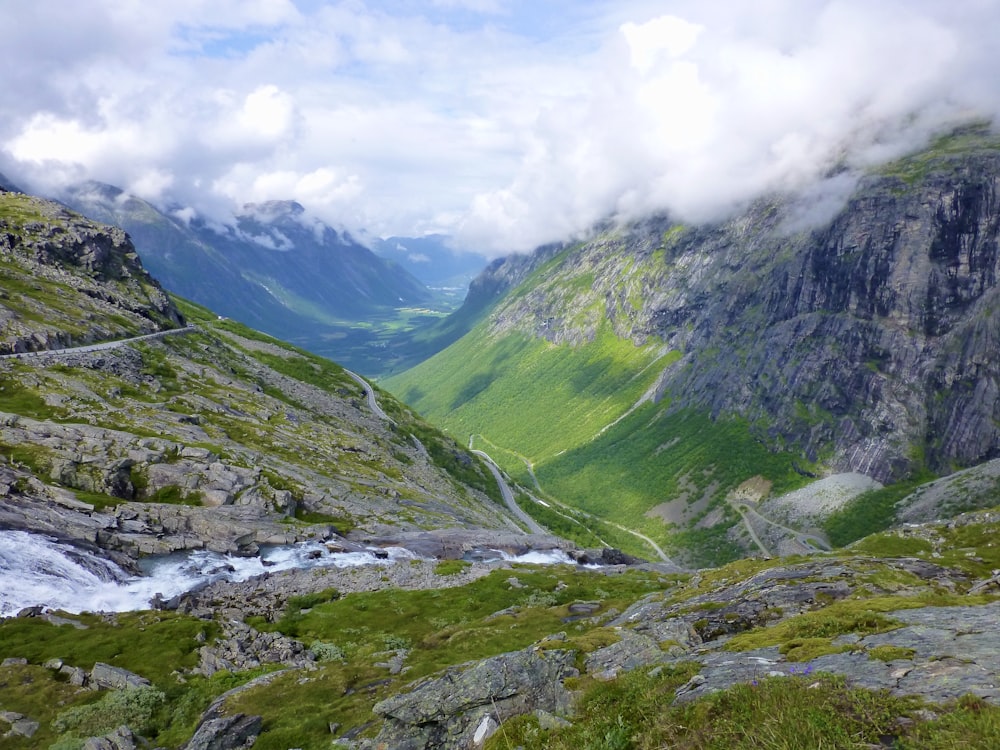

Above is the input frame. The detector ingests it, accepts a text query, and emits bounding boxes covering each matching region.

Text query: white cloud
[457,0,1000,252]
[1,0,998,259]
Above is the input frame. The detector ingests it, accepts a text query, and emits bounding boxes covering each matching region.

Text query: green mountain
[59,183,436,375]
[386,125,1000,567]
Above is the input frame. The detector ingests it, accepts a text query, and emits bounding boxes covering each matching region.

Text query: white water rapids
[0,530,578,617]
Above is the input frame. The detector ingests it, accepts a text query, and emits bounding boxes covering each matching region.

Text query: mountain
[0,187,534,549]
[59,184,433,374]
[5,181,1000,749]
[385,124,1000,567]
[372,234,488,297]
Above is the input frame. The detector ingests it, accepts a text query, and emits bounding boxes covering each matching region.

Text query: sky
[4,0,1000,256]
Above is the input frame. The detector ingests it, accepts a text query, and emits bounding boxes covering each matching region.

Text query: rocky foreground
[4,509,1000,749]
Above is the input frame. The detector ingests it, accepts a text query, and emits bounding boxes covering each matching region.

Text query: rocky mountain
[0,188,185,354]
[59,183,433,373]
[386,125,1000,565]
[0,186,552,565]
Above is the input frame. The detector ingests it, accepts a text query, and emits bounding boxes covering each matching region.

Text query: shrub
[53,686,166,737]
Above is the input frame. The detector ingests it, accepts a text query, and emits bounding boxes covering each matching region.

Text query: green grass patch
[433,559,472,576]
[0,376,57,418]
[724,601,901,653]
[878,122,1000,186]
[538,407,808,564]
[387,322,667,466]
[488,669,917,750]
[0,612,215,686]
[868,645,916,662]
[514,493,606,550]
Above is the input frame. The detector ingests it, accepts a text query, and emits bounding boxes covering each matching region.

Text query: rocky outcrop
[194,621,313,676]
[184,714,262,750]
[368,647,578,749]
[82,725,137,750]
[90,662,152,691]
[0,191,184,353]
[0,710,39,739]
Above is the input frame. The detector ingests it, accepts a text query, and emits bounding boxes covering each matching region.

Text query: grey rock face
[194,621,313,676]
[0,710,40,739]
[82,725,136,750]
[184,713,263,750]
[89,662,151,690]
[371,647,578,749]
[0,193,184,354]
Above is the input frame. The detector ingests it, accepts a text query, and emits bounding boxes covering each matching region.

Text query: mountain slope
[0,188,530,559]
[386,126,1000,565]
[59,184,434,373]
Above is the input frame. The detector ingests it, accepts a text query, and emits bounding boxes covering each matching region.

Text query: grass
[538,407,808,564]
[878,121,1000,186]
[233,566,666,745]
[487,669,918,750]
[0,611,215,685]
[0,375,58,418]
[386,322,667,466]
[387,309,810,564]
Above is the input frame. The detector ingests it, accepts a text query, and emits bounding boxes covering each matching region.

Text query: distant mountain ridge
[372,234,488,291]
[59,183,432,369]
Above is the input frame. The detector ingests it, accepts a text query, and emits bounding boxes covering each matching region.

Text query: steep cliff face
[478,130,1000,483]
[648,149,1000,481]
[0,189,184,352]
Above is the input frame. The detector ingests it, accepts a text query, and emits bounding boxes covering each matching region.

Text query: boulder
[184,713,263,750]
[89,662,150,690]
[372,647,578,749]
[82,725,136,750]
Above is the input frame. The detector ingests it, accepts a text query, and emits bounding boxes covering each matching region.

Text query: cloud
[458,0,1000,252]
[1,0,998,259]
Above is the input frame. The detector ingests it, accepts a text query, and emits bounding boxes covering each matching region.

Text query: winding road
[0,324,197,359]
[343,369,395,425]
[470,449,547,535]
[468,436,675,562]
[732,500,832,557]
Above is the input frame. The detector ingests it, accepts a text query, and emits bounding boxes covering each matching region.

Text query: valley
[387,126,1000,568]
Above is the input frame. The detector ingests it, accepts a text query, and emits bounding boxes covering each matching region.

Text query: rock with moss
[369,647,578,749]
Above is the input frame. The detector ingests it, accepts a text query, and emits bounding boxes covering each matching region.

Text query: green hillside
[385,315,808,565]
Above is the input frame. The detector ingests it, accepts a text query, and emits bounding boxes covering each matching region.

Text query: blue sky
[4,0,999,256]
